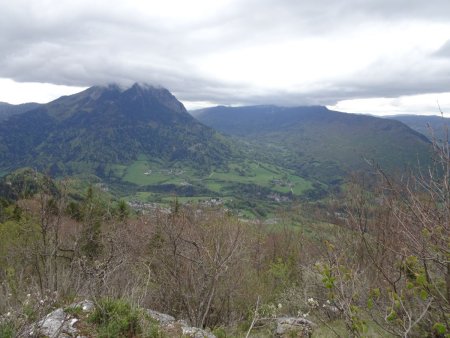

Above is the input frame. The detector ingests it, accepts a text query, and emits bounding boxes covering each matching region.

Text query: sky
[0,0,450,115]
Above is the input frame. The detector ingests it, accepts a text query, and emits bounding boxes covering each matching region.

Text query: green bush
[213,327,227,338]
[89,298,141,338]
[0,321,15,338]
[144,322,167,338]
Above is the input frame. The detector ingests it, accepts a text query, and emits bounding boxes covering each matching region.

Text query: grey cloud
[434,40,450,58]
[0,0,450,107]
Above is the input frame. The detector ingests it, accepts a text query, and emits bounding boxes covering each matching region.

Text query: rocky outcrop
[181,325,216,338]
[275,317,315,337]
[20,300,94,338]
[146,309,176,325]
[147,309,216,338]
[20,300,215,338]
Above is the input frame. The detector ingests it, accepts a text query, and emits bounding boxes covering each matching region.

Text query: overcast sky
[1,0,450,115]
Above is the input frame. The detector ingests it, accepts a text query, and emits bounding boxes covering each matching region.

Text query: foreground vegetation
[0,139,449,337]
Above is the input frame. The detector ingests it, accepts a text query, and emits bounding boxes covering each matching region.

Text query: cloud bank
[1,0,450,109]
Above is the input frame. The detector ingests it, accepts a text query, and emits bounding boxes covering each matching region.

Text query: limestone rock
[145,309,216,338]
[70,299,94,313]
[182,325,216,338]
[20,300,93,338]
[25,308,78,338]
[19,299,217,338]
[147,309,176,325]
[275,317,315,337]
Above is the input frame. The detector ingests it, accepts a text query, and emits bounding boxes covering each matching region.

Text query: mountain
[0,83,231,176]
[195,105,432,183]
[0,88,435,209]
[0,102,41,121]
[387,114,450,143]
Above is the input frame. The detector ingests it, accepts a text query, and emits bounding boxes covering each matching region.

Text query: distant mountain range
[0,87,435,201]
[0,102,41,121]
[195,105,432,183]
[386,114,450,143]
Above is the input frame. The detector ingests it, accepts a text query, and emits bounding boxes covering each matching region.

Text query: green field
[121,160,195,186]
[203,161,313,194]
[115,157,315,202]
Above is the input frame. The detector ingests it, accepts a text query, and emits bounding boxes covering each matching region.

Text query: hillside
[0,84,231,176]
[388,114,450,142]
[0,91,436,211]
[0,102,40,121]
[195,105,432,183]
[0,86,321,213]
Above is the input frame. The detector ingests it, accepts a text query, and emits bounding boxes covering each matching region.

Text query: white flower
[277,303,282,309]
[6,312,11,317]
[307,297,319,308]
[26,294,31,298]
[326,300,331,304]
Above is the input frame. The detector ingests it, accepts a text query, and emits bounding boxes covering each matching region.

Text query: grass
[120,158,313,195]
[202,161,313,195]
[204,180,223,193]
[107,156,319,219]
[116,159,315,208]
[312,319,396,337]
[122,160,194,186]
[89,298,141,338]
[0,322,15,338]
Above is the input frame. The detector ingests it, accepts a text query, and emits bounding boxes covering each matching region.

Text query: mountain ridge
[0,83,231,176]
[0,101,41,121]
[387,114,450,142]
[195,105,432,183]
[0,89,435,202]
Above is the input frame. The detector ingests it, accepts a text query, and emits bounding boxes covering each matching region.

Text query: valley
[117,157,313,198]
[1,2,449,336]
[0,84,436,216]
[0,85,448,337]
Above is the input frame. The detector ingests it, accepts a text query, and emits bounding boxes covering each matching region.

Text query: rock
[147,309,176,325]
[144,308,216,338]
[25,308,78,338]
[182,325,216,338]
[176,319,189,327]
[145,309,216,338]
[20,300,94,338]
[70,299,94,313]
[20,299,217,338]
[275,317,315,337]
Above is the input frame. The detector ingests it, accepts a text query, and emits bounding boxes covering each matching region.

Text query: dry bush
[144,208,251,328]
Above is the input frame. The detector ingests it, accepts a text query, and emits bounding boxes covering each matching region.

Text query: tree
[147,208,248,328]
[340,125,450,336]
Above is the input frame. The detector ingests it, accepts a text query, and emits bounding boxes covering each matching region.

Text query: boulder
[23,308,78,338]
[70,299,95,313]
[275,317,315,337]
[146,309,176,325]
[19,299,216,338]
[182,325,216,338]
[20,300,94,338]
